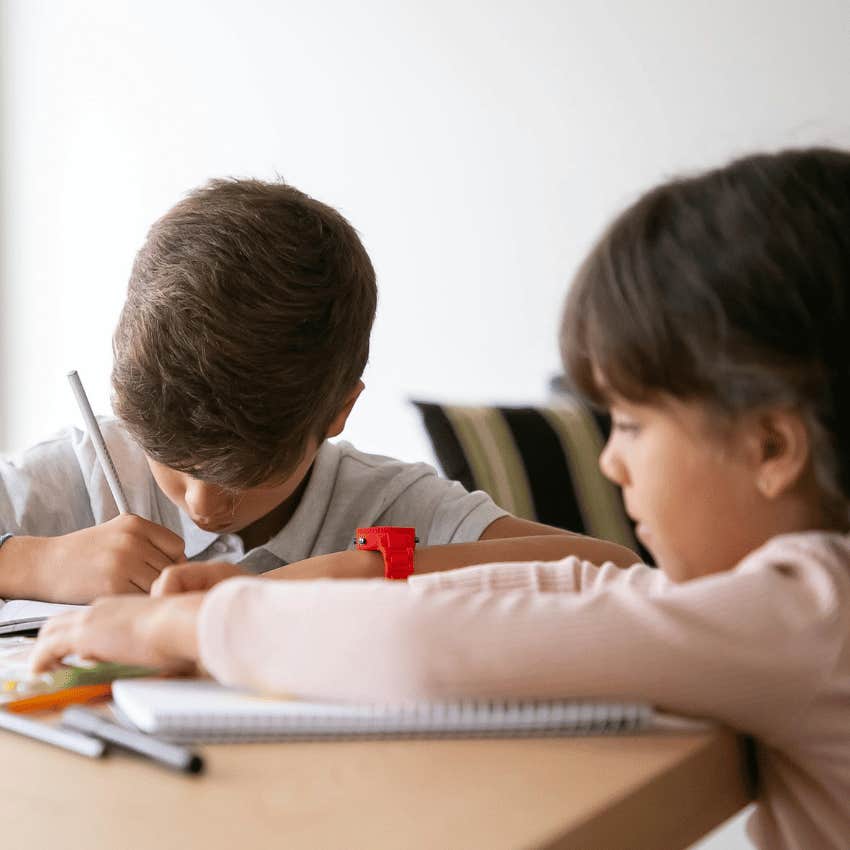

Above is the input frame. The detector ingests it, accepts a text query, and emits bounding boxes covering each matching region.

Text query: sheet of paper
[0,599,84,624]
[0,599,85,638]
[0,636,39,702]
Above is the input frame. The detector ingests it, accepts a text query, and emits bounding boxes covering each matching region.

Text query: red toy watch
[354,526,418,580]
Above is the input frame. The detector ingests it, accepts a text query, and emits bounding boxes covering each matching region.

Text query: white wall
[2,0,848,465]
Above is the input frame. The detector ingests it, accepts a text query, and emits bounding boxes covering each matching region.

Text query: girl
[32,148,850,849]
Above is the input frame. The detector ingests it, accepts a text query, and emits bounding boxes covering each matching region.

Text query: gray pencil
[67,369,130,514]
[0,707,106,758]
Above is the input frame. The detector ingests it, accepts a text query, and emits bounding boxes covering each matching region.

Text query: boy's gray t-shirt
[0,419,507,573]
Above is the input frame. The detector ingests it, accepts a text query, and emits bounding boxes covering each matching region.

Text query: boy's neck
[236,466,314,552]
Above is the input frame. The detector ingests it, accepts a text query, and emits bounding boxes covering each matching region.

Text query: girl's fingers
[152,563,213,596]
[30,618,75,673]
[151,565,186,596]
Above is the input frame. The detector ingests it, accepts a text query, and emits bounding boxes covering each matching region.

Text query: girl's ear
[324,381,365,439]
[753,409,811,499]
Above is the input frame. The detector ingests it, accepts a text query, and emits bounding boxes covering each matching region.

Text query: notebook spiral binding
[151,699,653,744]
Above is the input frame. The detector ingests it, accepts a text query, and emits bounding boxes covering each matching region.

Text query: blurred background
[2,0,847,468]
[2,2,847,844]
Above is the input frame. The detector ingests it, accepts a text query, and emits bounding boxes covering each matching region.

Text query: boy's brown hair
[112,179,377,488]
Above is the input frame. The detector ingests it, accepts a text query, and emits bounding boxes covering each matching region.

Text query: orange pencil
[4,683,113,714]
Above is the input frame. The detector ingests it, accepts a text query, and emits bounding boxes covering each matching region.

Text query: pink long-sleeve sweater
[198,530,850,849]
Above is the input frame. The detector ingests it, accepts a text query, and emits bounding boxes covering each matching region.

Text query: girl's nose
[599,436,628,487]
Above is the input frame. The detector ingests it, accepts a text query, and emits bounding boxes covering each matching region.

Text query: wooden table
[0,724,750,849]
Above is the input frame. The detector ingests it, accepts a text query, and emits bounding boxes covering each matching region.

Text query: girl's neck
[766,474,849,541]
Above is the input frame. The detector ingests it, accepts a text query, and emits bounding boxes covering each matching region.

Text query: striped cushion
[413,399,645,558]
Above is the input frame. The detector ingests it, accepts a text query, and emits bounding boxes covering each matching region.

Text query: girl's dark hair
[561,147,850,506]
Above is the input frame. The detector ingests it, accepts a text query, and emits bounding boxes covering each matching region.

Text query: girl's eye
[611,419,641,434]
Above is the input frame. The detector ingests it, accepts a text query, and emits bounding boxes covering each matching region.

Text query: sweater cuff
[197,577,257,686]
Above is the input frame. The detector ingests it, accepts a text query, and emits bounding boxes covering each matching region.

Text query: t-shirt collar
[259,440,341,565]
[177,508,223,560]
[170,440,343,564]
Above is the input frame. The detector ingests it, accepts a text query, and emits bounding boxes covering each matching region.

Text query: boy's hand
[30,515,186,603]
[29,593,204,674]
[151,561,245,596]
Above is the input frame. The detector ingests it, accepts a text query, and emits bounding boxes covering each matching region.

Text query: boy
[0,179,635,604]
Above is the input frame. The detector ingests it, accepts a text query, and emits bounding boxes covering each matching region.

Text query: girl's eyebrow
[590,363,608,389]
[589,364,618,401]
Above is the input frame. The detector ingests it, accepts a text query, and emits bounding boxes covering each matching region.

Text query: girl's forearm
[149,592,205,663]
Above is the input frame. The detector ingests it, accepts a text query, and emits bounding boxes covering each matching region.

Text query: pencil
[67,369,130,514]
[0,708,106,758]
[48,662,159,690]
[4,683,113,714]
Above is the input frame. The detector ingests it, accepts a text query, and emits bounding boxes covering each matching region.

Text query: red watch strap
[354,526,417,580]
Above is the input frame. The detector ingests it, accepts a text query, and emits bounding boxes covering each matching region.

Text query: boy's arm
[0,426,186,602]
[267,522,637,581]
[0,516,185,602]
[152,519,639,594]
[478,515,637,565]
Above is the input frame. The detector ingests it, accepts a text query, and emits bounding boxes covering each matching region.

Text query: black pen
[61,706,204,774]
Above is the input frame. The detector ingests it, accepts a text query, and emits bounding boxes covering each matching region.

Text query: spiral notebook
[111,678,654,743]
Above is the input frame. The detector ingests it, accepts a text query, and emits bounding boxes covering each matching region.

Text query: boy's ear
[324,381,365,439]
[751,409,811,500]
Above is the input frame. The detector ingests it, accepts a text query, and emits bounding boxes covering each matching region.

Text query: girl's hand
[29,593,205,674]
[151,561,245,596]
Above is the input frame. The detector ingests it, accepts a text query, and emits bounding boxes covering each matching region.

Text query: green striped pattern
[540,402,637,549]
[431,401,638,551]
[441,405,536,520]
